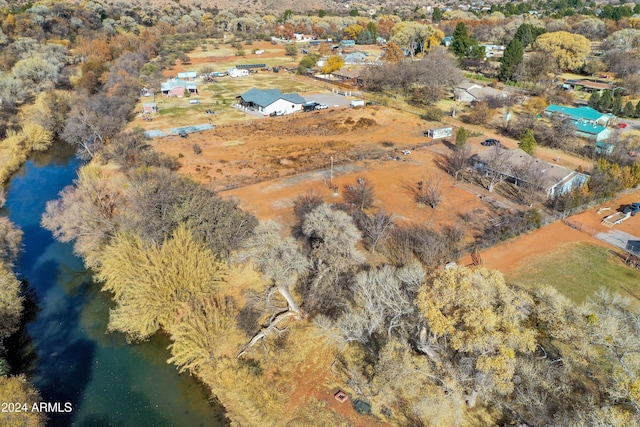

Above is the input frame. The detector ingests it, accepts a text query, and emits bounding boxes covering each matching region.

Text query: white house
[236,88,306,116]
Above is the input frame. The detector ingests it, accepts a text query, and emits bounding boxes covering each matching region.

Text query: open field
[506,241,640,304]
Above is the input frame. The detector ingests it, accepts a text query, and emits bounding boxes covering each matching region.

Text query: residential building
[455,80,507,103]
[561,79,613,92]
[544,105,614,141]
[343,52,367,64]
[160,79,197,97]
[474,148,589,197]
[236,88,306,116]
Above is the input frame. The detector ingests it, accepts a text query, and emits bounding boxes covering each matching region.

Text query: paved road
[595,229,640,252]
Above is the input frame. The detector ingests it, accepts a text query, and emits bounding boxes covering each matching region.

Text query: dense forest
[0,1,639,426]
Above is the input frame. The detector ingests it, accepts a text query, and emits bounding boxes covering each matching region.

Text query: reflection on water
[5,147,227,426]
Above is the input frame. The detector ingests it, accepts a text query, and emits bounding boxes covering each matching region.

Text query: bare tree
[480,146,511,192]
[298,204,364,317]
[334,263,423,346]
[234,221,310,357]
[512,156,547,205]
[343,176,375,211]
[403,174,443,208]
[360,209,395,254]
[442,145,471,180]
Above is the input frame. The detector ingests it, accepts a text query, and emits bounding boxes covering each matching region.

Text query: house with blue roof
[236,88,306,116]
[544,105,613,142]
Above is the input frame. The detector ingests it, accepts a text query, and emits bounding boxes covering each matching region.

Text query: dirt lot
[150,106,497,234]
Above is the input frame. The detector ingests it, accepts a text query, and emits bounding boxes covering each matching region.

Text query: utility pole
[330,156,334,189]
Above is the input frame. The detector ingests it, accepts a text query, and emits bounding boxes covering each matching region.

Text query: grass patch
[506,241,640,304]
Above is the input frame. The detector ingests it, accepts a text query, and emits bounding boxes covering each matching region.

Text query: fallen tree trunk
[236,310,301,358]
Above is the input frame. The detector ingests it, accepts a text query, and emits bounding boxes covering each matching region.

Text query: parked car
[617,122,628,129]
[401,150,411,155]
[315,104,329,110]
[623,203,640,216]
[481,138,500,146]
[178,131,188,138]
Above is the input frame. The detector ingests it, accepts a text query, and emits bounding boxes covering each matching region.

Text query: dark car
[178,131,188,138]
[623,203,640,216]
[481,138,500,146]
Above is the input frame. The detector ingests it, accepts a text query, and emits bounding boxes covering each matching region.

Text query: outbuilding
[143,102,157,114]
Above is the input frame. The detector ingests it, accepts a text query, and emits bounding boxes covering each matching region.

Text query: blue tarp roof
[238,88,305,107]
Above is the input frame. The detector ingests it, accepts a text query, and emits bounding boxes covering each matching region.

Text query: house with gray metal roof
[474,148,589,197]
[236,88,306,116]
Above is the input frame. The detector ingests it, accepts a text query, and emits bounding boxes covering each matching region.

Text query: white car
[315,104,329,110]
[401,150,411,155]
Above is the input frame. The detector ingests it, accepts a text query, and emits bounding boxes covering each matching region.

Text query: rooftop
[237,88,306,107]
[545,105,611,122]
[475,148,580,189]
[574,121,608,135]
[161,78,197,91]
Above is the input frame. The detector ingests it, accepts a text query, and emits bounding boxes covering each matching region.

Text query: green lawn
[506,242,640,304]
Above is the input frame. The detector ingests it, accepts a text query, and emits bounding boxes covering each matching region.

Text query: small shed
[143,102,157,114]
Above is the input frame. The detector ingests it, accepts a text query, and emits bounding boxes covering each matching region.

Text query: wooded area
[0,0,640,425]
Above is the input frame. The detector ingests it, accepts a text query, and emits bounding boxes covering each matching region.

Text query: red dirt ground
[459,189,640,274]
[459,221,608,274]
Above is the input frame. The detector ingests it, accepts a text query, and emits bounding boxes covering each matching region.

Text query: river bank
[4,143,227,426]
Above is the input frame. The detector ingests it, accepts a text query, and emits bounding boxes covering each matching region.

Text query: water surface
[5,145,227,426]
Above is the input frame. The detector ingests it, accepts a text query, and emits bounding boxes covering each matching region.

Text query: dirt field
[149,106,499,237]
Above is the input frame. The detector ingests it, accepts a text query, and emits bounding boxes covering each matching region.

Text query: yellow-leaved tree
[415,267,537,408]
[95,224,227,342]
[532,31,590,72]
[0,375,46,427]
[321,55,345,74]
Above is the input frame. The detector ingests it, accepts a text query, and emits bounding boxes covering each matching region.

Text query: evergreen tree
[612,91,623,116]
[635,100,640,118]
[450,22,472,59]
[514,23,546,48]
[588,91,601,110]
[499,38,524,81]
[519,129,536,155]
[432,7,443,23]
[623,101,635,118]
[455,127,467,148]
[599,90,612,112]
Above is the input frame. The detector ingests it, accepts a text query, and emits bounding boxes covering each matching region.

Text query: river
[4,144,227,427]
